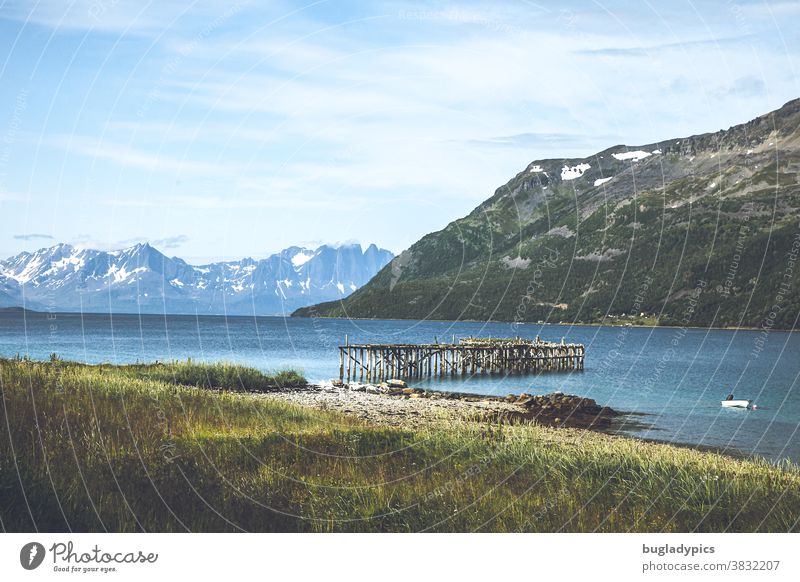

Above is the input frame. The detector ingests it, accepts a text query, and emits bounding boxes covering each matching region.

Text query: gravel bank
[261,381,619,430]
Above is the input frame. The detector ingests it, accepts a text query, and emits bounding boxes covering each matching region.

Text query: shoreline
[0,353,789,465]
[264,381,622,431]
[264,382,777,465]
[293,313,785,333]
[2,306,795,332]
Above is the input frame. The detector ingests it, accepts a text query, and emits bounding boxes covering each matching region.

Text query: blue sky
[1,0,799,263]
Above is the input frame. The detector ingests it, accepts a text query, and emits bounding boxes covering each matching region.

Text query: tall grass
[1,357,798,532]
[109,358,305,391]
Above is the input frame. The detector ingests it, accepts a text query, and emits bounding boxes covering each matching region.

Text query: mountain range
[0,242,393,316]
[295,98,800,329]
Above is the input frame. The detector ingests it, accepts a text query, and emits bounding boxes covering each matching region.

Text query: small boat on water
[721,399,753,409]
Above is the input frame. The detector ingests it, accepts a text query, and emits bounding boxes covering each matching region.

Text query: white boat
[721,399,752,409]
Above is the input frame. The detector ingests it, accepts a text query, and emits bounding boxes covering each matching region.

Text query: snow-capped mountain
[0,242,393,315]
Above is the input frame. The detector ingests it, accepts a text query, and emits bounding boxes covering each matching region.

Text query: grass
[1,357,799,532]
[108,358,307,392]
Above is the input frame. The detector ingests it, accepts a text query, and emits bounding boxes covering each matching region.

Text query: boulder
[387,379,407,388]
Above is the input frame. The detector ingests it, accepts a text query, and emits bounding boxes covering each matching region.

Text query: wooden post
[334,339,583,382]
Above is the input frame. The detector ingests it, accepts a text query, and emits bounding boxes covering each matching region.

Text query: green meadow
[1,357,798,532]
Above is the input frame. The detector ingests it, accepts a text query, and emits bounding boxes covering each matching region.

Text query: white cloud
[84,8,800,232]
[34,133,239,175]
[3,0,799,260]
[0,190,26,202]
[0,0,232,35]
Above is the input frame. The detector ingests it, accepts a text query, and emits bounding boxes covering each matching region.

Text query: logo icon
[20,542,46,570]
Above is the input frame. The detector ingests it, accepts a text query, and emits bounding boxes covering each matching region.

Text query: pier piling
[338,337,585,382]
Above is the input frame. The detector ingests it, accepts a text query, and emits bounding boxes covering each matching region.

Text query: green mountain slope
[295,99,800,329]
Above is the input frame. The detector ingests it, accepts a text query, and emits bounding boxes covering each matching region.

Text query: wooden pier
[338,337,585,382]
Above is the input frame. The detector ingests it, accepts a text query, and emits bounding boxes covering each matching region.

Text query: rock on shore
[261,381,619,430]
[496,392,619,430]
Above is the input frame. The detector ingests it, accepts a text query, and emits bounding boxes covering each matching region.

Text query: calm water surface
[1,310,798,463]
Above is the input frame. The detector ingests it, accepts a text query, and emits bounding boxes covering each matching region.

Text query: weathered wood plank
[337,338,585,381]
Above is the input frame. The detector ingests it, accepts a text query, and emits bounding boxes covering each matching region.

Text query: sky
[0,0,799,264]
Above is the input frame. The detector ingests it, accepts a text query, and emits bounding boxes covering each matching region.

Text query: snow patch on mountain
[291,251,315,267]
[561,163,591,181]
[613,150,651,162]
[501,256,532,269]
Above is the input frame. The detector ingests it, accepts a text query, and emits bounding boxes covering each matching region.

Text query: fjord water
[1,310,798,463]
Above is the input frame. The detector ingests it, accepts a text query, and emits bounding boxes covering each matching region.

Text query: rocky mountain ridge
[296,98,800,329]
[0,242,393,315]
